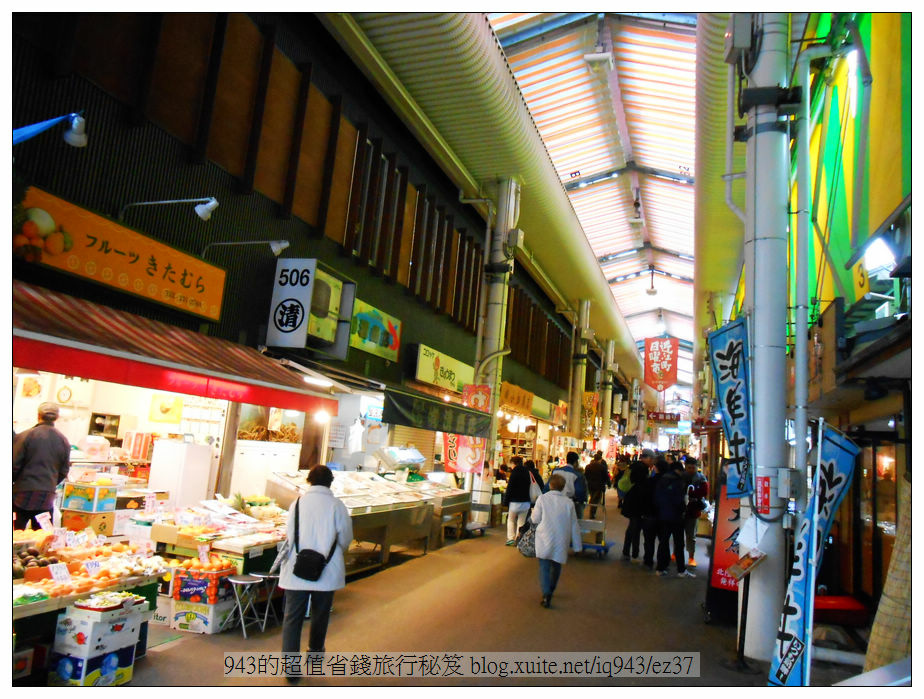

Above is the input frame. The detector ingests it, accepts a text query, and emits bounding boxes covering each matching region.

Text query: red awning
[13,280,337,415]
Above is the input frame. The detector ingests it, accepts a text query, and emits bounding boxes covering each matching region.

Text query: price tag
[52,528,68,549]
[35,512,54,530]
[248,547,261,559]
[96,535,107,546]
[65,531,78,547]
[198,544,211,565]
[144,494,156,515]
[76,531,89,546]
[85,560,102,576]
[49,563,72,583]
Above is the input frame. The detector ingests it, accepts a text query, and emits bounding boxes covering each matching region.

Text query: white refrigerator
[148,440,213,510]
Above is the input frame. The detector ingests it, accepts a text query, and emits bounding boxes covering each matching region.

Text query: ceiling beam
[636,337,695,352]
[607,268,694,285]
[599,243,695,265]
[496,12,598,54]
[565,160,694,191]
[624,308,695,321]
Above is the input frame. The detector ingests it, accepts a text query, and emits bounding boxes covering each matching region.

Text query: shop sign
[500,382,533,414]
[462,384,491,413]
[15,187,226,321]
[708,318,753,499]
[530,395,554,421]
[769,425,859,687]
[442,433,486,473]
[383,389,491,438]
[582,391,597,430]
[349,298,401,362]
[266,258,317,348]
[415,344,474,393]
[647,411,680,423]
[708,485,741,594]
[644,337,679,392]
[308,268,343,343]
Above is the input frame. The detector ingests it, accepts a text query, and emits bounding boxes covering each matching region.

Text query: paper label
[76,531,89,546]
[198,544,211,564]
[85,560,102,576]
[49,562,72,583]
[52,527,68,549]
[36,512,54,530]
[144,494,156,515]
[65,531,78,547]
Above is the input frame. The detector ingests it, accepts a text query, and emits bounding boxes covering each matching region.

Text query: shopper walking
[278,465,353,677]
[619,460,651,562]
[526,458,546,496]
[584,450,611,519]
[682,457,708,568]
[531,474,582,608]
[13,402,71,529]
[503,456,532,545]
[653,460,694,577]
[553,451,588,519]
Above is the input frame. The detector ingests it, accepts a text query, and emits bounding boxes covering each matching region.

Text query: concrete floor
[132,491,857,687]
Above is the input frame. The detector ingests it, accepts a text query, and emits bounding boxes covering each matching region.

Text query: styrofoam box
[54,612,142,658]
[170,599,236,634]
[48,644,135,686]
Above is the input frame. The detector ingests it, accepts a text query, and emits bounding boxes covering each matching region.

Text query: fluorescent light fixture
[303,376,333,388]
[119,197,218,222]
[200,239,290,258]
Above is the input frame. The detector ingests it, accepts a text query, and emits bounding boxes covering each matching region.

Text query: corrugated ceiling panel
[568,181,637,256]
[642,179,695,256]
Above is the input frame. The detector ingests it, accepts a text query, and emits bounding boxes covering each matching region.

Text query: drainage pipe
[741,12,791,662]
[568,299,591,438]
[599,339,616,441]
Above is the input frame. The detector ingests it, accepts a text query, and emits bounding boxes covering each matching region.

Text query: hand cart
[577,501,613,559]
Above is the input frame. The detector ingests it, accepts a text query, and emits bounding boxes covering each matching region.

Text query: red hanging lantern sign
[644,337,679,392]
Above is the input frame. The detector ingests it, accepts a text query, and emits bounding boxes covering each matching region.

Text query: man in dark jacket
[653,460,695,577]
[553,451,588,518]
[502,456,532,545]
[682,457,708,568]
[584,451,611,518]
[13,402,71,529]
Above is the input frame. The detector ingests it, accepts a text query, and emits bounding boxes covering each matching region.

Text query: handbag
[291,497,338,582]
[517,517,537,558]
[528,472,542,504]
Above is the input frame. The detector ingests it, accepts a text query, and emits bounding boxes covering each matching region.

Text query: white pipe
[600,339,616,440]
[805,416,824,686]
[460,192,496,371]
[725,63,746,224]
[795,45,833,514]
[812,646,866,668]
[742,12,790,663]
[846,20,873,252]
[569,300,591,437]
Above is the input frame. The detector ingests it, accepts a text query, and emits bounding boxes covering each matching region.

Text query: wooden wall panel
[148,13,214,145]
[396,183,417,288]
[324,117,357,244]
[294,85,333,226]
[253,47,299,204]
[206,13,263,177]
[441,229,460,315]
[73,14,151,107]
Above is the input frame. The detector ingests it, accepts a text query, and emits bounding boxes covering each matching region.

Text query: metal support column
[568,299,591,439]
[599,339,616,442]
[741,12,790,661]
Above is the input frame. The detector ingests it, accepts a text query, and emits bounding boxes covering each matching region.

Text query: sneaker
[688,557,697,568]
[540,595,552,608]
[677,570,696,578]
[505,540,516,546]
[656,569,670,577]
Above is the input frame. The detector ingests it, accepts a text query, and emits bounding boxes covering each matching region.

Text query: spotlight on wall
[13,111,88,148]
[118,197,219,222]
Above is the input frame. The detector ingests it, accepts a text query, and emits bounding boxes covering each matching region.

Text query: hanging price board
[49,563,72,583]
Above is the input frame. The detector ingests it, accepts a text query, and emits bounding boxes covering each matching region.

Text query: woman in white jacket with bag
[531,473,583,608]
[278,465,353,663]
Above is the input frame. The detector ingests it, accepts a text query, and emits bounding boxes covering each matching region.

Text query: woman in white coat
[278,465,353,660]
[531,473,583,608]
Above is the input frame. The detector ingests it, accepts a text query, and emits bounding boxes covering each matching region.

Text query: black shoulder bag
[291,497,338,582]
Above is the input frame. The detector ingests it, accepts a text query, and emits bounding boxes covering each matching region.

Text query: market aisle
[131,490,851,686]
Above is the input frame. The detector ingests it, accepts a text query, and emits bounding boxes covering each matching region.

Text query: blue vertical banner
[707,318,753,498]
[768,425,860,687]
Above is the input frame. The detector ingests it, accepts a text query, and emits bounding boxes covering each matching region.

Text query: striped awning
[13,280,338,414]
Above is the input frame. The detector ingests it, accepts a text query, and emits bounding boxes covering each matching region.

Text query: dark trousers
[656,520,686,573]
[622,516,642,558]
[281,589,335,654]
[641,516,658,568]
[14,505,48,530]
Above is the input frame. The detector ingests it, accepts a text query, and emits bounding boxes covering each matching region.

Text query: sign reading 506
[266,258,318,348]
[278,267,312,287]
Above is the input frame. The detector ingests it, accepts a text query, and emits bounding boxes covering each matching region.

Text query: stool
[227,574,263,639]
[250,571,281,631]
[465,521,487,537]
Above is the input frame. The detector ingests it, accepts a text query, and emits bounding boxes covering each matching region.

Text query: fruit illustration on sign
[74,632,87,645]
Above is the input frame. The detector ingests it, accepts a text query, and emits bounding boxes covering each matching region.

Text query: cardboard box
[65,597,149,624]
[151,596,172,626]
[149,523,179,545]
[172,568,234,604]
[13,647,33,679]
[116,490,168,511]
[48,644,135,686]
[54,613,142,658]
[170,599,236,634]
[62,483,117,513]
[60,509,115,536]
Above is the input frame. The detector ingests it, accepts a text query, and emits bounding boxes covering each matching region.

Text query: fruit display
[13,584,49,607]
[13,547,60,578]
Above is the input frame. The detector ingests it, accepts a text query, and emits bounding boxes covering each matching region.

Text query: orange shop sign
[499,382,533,414]
[15,187,225,321]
